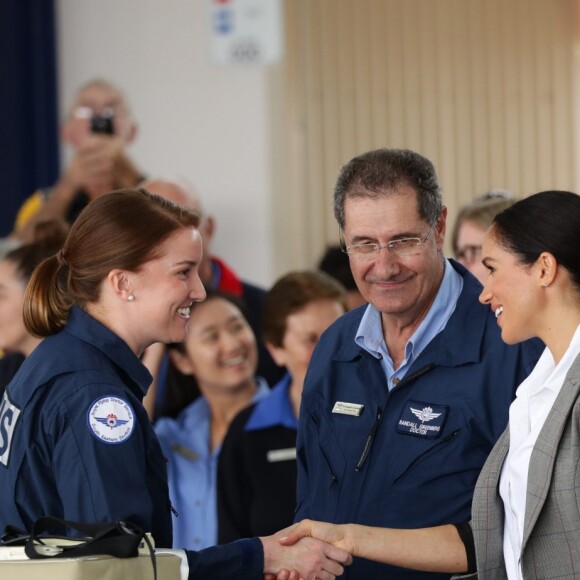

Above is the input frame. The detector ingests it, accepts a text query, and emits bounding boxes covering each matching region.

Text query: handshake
[262,519,470,578]
[261,520,354,580]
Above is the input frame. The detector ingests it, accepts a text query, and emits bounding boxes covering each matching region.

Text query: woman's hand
[278,520,355,554]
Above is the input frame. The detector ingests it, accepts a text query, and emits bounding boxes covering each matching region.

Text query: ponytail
[23,255,72,337]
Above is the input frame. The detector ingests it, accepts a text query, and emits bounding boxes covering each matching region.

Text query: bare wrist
[342,524,358,555]
[260,536,278,573]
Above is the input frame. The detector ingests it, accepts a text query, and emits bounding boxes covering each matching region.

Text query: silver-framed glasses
[341,222,435,260]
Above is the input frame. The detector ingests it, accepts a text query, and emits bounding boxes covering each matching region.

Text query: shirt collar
[245,373,298,431]
[167,375,271,453]
[517,323,580,398]
[355,258,463,364]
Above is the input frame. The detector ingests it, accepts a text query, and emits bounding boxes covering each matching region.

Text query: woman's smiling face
[479,229,540,345]
[175,296,258,394]
[123,227,206,353]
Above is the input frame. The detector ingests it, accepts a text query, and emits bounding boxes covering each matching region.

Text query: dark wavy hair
[491,190,580,290]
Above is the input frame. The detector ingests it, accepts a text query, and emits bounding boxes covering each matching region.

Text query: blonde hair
[451,191,517,255]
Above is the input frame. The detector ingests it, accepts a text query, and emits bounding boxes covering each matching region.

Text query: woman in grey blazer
[282,190,580,580]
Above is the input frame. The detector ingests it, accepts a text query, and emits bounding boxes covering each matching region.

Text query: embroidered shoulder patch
[88,396,135,444]
[396,400,448,439]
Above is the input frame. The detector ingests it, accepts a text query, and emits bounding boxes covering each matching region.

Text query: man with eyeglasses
[11,79,143,242]
[294,148,543,580]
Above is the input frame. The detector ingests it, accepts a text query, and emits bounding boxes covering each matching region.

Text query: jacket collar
[333,260,491,373]
[331,259,488,369]
[245,373,298,431]
[65,305,152,397]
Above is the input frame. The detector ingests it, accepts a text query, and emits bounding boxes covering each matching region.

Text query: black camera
[90,114,114,135]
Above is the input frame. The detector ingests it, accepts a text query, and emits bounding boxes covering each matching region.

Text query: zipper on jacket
[355,409,382,471]
[393,363,435,391]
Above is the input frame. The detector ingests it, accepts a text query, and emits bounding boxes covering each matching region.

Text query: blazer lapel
[522,353,580,549]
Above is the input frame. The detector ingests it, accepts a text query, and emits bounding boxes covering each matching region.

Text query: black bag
[1,516,157,579]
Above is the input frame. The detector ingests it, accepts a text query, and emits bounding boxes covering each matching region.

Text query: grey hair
[333,149,443,230]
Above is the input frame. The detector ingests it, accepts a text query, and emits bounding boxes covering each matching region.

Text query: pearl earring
[128,294,135,301]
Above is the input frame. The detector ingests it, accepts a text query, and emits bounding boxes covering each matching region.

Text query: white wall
[56,0,276,287]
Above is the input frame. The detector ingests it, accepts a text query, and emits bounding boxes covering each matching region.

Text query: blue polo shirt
[155,378,269,550]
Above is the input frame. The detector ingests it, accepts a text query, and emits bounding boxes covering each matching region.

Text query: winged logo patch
[397,400,448,439]
[88,396,135,444]
[410,406,442,423]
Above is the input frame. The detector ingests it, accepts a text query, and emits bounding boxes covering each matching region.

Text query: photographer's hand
[70,135,141,197]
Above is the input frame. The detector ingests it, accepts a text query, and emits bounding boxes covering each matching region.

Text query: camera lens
[91,115,114,135]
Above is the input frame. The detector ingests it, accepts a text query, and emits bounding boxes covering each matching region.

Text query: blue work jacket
[0,306,172,545]
[295,262,543,579]
[0,306,265,579]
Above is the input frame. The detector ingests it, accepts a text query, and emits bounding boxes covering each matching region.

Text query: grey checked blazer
[470,351,580,579]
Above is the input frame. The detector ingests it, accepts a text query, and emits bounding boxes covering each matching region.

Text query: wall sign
[208,0,284,66]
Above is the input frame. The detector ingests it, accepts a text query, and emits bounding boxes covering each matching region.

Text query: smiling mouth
[495,306,504,319]
[177,306,191,319]
[222,355,246,368]
[372,276,410,288]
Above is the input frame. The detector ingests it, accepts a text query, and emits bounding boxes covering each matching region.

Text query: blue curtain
[0,0,59,237]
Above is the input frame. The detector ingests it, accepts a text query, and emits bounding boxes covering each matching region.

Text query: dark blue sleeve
[185,538,263,579]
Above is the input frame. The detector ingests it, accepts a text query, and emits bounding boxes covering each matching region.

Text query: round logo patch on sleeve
[87,396,135,444]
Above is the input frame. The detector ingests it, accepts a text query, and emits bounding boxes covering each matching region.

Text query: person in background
[11,79,142,242]
[0,220,68,395]
[154,290,269,550]
[451,189,517,285]
[218,271,346,543]
[294,148,543,579]
[318,245,366,311]
[285,190,580,580]
[0,188,351,580]
[141,176,284,420]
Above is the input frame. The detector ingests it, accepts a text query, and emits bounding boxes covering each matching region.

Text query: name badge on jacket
[396,400,448,439]
[267,448,296,462]
[332,401,364,417]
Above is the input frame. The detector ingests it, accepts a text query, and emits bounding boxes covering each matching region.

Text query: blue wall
[0,0,59,236]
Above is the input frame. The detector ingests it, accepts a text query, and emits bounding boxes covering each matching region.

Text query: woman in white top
[282,190,580,580]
